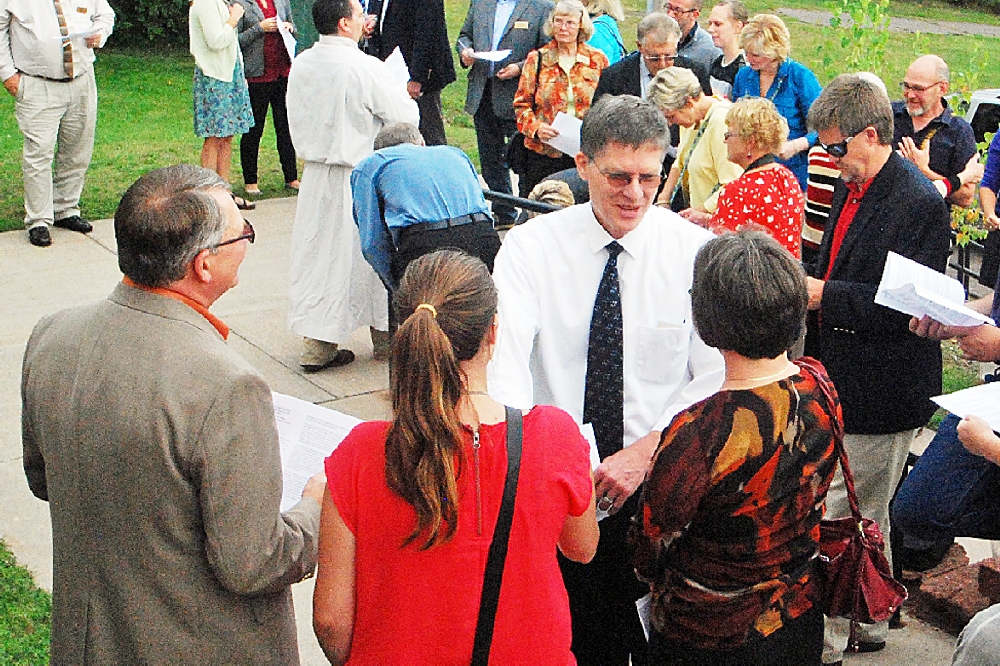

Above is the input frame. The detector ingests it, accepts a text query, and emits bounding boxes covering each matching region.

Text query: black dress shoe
[301,349,355,373]
[28,226,52,247]
[54,215,93,233]
[847,640,886,653]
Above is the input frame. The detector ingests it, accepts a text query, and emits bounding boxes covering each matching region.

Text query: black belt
[399,211,493,237]
[27,73,76,82]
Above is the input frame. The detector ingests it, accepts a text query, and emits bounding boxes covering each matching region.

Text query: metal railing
[483,190,563,217]
[950,232,986,292]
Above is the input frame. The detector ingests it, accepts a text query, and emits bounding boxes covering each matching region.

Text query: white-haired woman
[513,0,609,197]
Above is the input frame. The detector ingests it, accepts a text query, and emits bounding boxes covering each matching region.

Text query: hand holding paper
[543,112,582,157]
[874,252,994,327]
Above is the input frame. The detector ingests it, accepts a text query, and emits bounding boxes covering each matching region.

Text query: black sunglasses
[818,129,865,159]
[210,218,255,249]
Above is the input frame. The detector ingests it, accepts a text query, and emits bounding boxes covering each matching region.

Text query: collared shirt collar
[845,175,875,201]
[122,277,230,339]
[583,203,652,261]
[319,35,360,48]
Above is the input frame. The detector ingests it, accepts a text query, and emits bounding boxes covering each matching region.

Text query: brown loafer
[301,349,355,373]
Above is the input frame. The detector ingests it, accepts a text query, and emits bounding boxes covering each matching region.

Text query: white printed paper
[636,594,653,640]
[385,46,410,87]
[53,28,99,42]
[544,112,583,157]
[874,252,994,327]
[272,392,361,512]
[932,383,1000,433]
[472,49,512,62]
[277,20,297,62]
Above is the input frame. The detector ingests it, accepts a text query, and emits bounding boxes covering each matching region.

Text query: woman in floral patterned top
[713,97,805,258]
[513,0,608,198]
[632,230,839,664]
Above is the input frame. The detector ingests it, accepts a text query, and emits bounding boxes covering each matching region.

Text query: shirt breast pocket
[635,325,687,383]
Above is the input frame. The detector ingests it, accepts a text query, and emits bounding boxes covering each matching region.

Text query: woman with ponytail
[313,250,599,665]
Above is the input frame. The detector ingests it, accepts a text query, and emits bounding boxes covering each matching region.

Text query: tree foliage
[107,0,190,46]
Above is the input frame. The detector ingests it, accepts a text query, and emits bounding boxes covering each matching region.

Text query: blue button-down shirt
[351,144,492,287]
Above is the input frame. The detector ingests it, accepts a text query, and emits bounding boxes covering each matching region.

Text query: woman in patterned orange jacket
[513,0,608,198]
[632,230,839,665]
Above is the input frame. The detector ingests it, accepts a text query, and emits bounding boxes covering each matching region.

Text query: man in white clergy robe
[286,0,419,371]
[488,95,725,666]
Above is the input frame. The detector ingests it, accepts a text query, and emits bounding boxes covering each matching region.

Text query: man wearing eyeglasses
[803,75,951,665]
[663,0,719,72]
[893,55,979,207]
[21,165,325,664]
[594,13,709,103]
[490,94,724,666]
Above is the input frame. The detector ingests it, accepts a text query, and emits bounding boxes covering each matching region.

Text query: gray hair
[714,0,749,24]
[692,230,807,359]
[374,123,424,150]
[544,0,595,42]
[647,66,703,111]
[808,73,894,145]
[580,95,669,159]
[637,13,681,44]
[115,165,231,287]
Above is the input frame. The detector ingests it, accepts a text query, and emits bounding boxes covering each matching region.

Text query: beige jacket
[22,282,320,665]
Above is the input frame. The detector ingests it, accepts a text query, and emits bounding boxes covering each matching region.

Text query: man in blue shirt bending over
[351,122,501,291]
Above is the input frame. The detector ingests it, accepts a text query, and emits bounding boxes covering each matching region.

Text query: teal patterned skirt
[193,57,254,138]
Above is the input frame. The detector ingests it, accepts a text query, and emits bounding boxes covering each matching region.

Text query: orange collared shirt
[122,277,230,339]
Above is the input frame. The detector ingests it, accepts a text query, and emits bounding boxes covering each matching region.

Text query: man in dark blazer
[22,165,324,664]
[456,0,553,228]
[366,0,456,145]
[804,74,952,665]
[592,13,710,103]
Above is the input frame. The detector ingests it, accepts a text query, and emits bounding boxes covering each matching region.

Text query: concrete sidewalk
[0,196,962,664]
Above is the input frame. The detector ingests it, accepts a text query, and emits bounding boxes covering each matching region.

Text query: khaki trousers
[14,68,97,229]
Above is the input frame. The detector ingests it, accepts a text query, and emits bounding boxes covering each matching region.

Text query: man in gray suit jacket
[456,0,553,228]
[22,164,325,665]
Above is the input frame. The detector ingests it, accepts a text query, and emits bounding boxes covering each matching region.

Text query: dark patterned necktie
[52,0,73,77]
[584,241,624,461]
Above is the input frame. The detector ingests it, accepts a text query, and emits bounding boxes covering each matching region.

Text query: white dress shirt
[489,203,725,449]
[0,0,114,82]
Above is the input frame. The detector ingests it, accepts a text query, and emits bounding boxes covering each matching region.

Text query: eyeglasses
[723,131,739,141]
[209,218,255,249]
[552,17,581,28]
[595,164,663,189]
[818,129,865,159]
[899,80,943,94]
[665,3,697,13]
[642,52,677,64]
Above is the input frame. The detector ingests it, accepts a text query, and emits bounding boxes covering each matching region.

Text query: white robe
[286,35,419,343]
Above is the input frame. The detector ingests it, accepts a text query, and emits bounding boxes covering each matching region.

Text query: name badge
[76,6,88,12]
[514,20,529,29]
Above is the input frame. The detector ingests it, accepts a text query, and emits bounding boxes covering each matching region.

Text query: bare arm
[557,470,599,563]
[313,487,356,666]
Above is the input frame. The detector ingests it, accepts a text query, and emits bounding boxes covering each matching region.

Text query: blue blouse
[587,14,625,66]
[731,58,822,190]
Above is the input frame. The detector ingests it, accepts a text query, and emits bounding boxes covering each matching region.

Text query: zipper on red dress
[473,429,482,536]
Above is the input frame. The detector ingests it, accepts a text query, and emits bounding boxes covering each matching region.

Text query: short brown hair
[692,230,807,358]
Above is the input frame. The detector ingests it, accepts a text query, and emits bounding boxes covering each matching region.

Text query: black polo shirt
[892,99,977,183]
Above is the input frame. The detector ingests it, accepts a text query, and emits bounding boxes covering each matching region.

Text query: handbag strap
[798,358,863,522]
[471,406,523,666]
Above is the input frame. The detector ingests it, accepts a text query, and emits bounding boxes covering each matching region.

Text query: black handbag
[470,406,523,666]
[505,53,544,177]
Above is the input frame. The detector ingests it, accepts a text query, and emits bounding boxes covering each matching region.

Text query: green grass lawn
[0,0,998,231]
[0,541,50,665]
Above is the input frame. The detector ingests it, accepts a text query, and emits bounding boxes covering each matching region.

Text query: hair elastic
[415,303,438,318]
